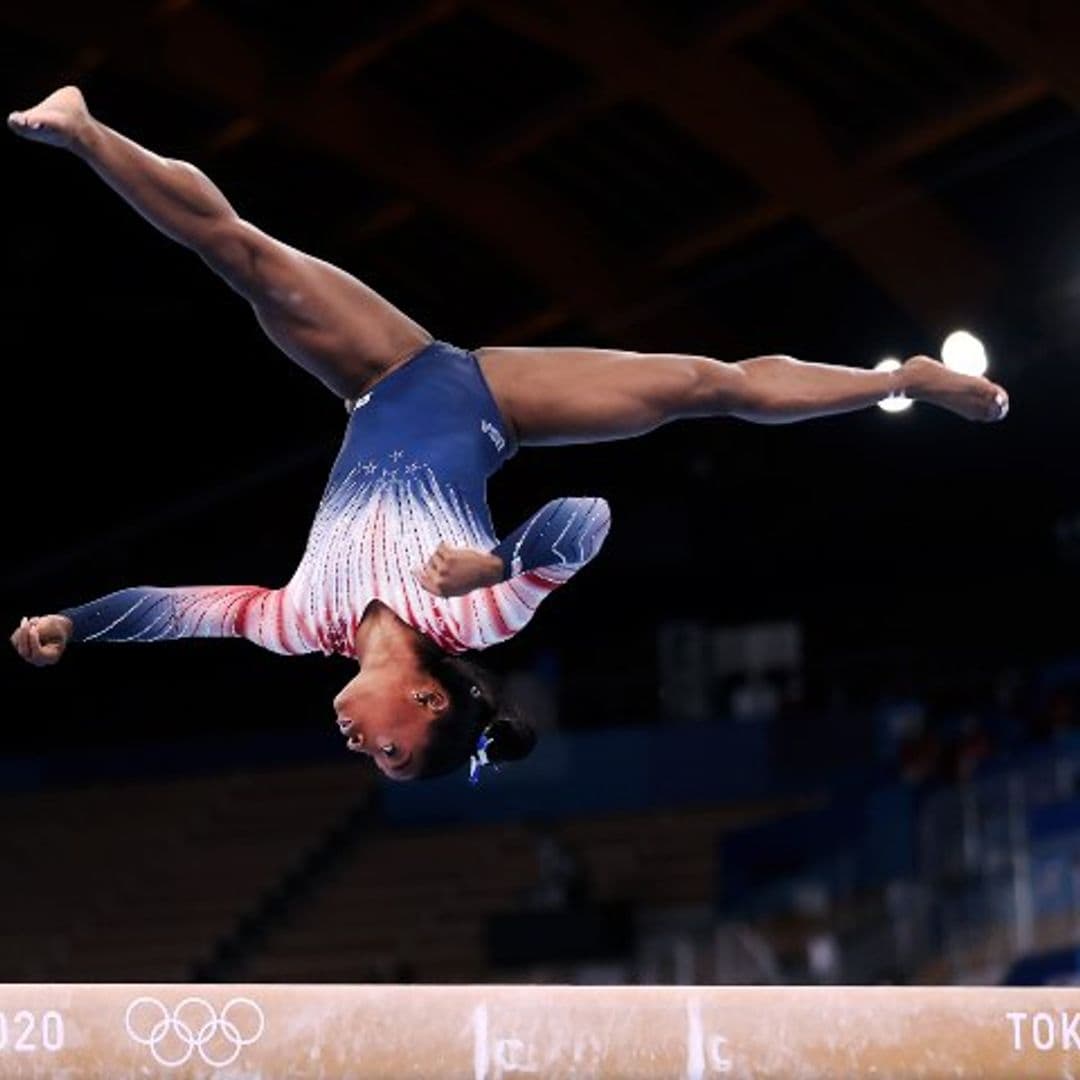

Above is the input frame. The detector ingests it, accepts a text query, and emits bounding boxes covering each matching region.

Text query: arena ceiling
[4,0,1079,347]
[4,0,1080,742]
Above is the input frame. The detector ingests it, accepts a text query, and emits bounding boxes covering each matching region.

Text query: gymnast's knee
[670,357,748,419]
[197,217,272,300]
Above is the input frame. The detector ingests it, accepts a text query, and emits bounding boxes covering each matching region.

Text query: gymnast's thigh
[222,222,433,400]
[474,345,710,445]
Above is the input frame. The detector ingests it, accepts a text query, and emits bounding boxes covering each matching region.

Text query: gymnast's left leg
[475,347,1009,445]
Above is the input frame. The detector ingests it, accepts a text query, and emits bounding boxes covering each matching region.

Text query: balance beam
[0,983,1078,1077]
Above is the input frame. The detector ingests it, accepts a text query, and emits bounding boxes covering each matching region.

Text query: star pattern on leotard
[325,623,350,655]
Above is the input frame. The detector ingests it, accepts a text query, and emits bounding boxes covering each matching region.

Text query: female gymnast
[8,87,1009,783]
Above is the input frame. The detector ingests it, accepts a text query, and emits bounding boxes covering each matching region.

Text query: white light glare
[941,330,988,377]
[875,358,913,413]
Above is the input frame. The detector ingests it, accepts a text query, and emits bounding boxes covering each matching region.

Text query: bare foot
[8,86,90,150]
[901,354,1009,422]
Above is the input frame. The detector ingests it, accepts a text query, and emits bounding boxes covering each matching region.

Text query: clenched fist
[10,615,73,667]
[412,543,504,598]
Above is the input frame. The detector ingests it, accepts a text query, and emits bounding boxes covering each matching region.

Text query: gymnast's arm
[10,583,311,665]
[414,497,612,598]
[493,496,611,583]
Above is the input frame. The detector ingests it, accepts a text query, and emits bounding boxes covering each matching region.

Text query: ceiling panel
[671,219,919,359]
[358,10,589,156]
[203,0,428,75]
[518,102,763,255]
[359,210,552,343]
[736,0,1016,157]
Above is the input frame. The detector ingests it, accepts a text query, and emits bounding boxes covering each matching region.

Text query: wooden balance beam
[0,983,1077,1077]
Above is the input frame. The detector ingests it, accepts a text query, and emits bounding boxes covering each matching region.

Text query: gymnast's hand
[413,543,504,598]
[9,615,72,667]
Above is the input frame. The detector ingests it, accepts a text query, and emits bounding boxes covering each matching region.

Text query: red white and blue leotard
[62,342,611,657]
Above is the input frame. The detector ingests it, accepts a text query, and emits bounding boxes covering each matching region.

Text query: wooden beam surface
[1,983,1080,1078]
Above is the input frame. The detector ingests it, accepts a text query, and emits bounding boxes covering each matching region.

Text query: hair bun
[486,714,537,764]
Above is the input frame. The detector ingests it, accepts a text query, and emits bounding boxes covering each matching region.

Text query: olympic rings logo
[124,996,265,1068]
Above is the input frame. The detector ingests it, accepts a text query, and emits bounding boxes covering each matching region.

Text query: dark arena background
[5,1,1080,1076]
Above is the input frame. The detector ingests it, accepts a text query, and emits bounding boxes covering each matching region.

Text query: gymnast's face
[332,666,448,781]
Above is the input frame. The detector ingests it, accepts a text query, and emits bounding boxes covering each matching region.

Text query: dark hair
[414,643,536,781]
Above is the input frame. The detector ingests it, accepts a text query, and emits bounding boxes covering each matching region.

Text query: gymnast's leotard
[62,342,611,657]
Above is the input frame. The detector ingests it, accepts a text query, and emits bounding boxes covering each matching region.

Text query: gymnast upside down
[7,87,1009,783]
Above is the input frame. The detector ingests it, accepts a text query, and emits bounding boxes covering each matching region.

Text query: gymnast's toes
[901,355,1009,423]
[7,85,89,148]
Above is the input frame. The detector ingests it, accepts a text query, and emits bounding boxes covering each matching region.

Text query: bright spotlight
[875,358,912,413]
[941,330,988,377]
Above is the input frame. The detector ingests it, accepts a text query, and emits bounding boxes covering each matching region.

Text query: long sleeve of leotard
[60,584,312,656]
[491,497,611,583]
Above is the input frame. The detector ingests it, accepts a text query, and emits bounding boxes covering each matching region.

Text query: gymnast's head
[332,637,536,783]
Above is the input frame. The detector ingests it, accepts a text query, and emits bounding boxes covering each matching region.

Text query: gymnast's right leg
[8,86,430,400]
